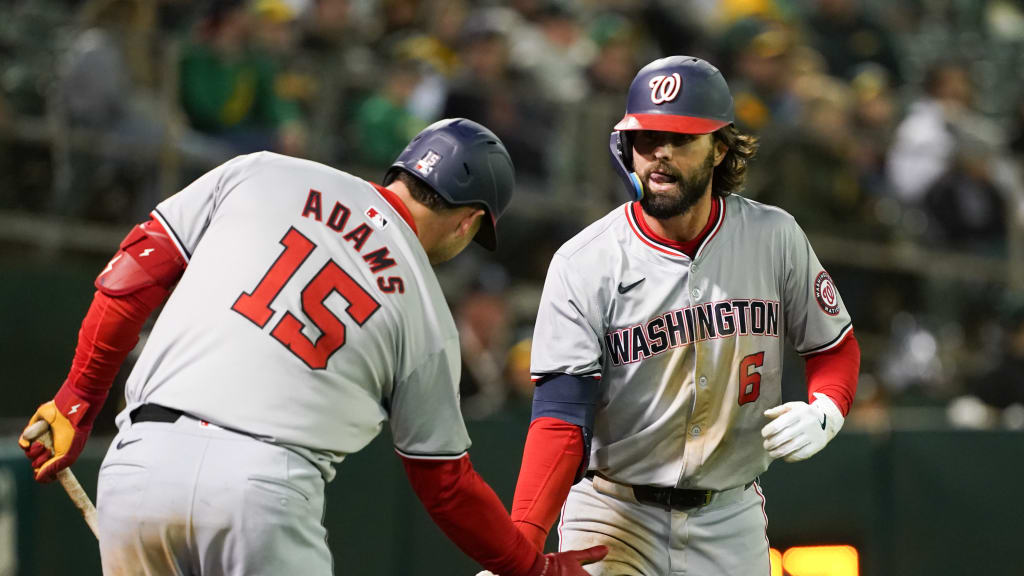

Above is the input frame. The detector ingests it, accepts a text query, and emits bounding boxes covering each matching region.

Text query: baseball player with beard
[505,57,861,575]
[18,118,605,575]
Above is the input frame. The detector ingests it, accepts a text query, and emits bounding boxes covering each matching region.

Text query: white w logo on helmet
[648,73,682,105]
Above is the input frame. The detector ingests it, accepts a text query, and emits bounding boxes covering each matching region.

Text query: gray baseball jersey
[530,195,851,490]
[122,152,469,480]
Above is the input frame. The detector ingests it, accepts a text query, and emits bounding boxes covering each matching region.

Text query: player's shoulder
[224,151,360,183]
[725,193,795,222]
[553,203,629,260]
[725,194,800,232]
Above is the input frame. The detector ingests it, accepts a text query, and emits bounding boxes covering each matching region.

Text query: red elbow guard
[96,217,186,297]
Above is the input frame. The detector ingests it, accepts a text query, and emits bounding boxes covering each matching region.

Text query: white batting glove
[761,393,844,462]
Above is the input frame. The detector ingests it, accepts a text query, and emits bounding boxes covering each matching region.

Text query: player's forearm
[510,417,584,551]
[401,454,543,576]
[804,331,860,416]
[62,287,167,423]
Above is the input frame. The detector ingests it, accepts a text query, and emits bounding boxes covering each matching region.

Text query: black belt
[130,403,185,424]
[585,471,715,510]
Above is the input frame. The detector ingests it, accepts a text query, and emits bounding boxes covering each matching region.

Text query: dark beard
[638,147,715,219]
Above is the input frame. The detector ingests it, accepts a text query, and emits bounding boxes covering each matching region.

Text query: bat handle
[20,419,100,538]
[57,468,99,536]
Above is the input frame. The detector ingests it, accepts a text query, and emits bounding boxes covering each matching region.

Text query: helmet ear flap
[608,131,644,201]
[617,131,633,171]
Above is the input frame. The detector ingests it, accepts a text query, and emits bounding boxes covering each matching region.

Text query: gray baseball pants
[557,476,770,575]
[97,411,332,575]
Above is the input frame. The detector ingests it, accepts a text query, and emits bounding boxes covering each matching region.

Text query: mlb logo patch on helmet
[414,150,443,176]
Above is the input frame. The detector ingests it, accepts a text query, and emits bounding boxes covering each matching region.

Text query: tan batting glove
[18,387,95,483]
[761,393,844,462]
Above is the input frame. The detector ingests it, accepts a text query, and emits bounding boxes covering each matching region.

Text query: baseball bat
[20,420,99,538]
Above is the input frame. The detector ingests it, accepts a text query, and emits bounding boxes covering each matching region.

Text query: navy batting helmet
[385,118,515,250]
[609,56,735,201]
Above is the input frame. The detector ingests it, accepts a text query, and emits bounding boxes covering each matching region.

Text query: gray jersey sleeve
[152,154,258,259]
[389,337,471,458]
[530,252,604,379]
[781,217,853,355]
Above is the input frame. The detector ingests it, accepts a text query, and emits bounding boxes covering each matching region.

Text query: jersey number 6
[232,227,381,370]
[738,351,764,405]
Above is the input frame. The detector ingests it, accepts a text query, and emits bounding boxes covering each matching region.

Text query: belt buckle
[670,488,712,510]
[660,489,674,510]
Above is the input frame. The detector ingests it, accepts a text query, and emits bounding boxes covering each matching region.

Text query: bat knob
[20,420,54,451]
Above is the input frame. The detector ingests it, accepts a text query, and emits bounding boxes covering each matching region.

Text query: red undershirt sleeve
[401,454,544,576]
[510,417,584,551]
[804,331,860,416]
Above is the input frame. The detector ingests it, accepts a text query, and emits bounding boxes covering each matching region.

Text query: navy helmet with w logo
[609,56,735,200]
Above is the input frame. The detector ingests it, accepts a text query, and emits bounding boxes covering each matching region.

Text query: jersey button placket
[689,263,700,301]
[681,266,705,478]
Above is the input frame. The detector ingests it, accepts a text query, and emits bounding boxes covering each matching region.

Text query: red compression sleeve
[510,417,584,551]
[805,331,861,416]
[61,215,184,425]
[401,454,544,576]
[61,286,169,426]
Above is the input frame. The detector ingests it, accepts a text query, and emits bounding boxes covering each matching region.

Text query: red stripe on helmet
[614,113,730,134]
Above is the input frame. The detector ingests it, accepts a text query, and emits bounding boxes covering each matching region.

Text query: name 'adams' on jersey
[530,195,852,490]
[123,152,469,479]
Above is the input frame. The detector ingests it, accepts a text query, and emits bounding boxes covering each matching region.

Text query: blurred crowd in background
[2,0,1024,431]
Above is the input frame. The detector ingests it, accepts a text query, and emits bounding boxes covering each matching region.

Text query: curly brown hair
[711,125,759,197]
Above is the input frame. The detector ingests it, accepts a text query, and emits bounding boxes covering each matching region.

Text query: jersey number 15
[232,227,381,369]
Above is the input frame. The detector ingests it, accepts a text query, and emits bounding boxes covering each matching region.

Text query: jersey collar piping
[694,197,726,260]
[625,196,725,260]
[370,182,419,235]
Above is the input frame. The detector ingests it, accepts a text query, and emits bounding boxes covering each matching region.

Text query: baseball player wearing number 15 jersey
[506,57,861,575]
[19,118,605,575]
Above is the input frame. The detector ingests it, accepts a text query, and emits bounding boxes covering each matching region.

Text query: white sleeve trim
[797,323,853,356]
[394,448,468,461]
[530,369,602,382]
[150,209,191,264]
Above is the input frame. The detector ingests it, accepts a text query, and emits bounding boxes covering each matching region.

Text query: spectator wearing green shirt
[179,0,305,155]
[352,59,427,168]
